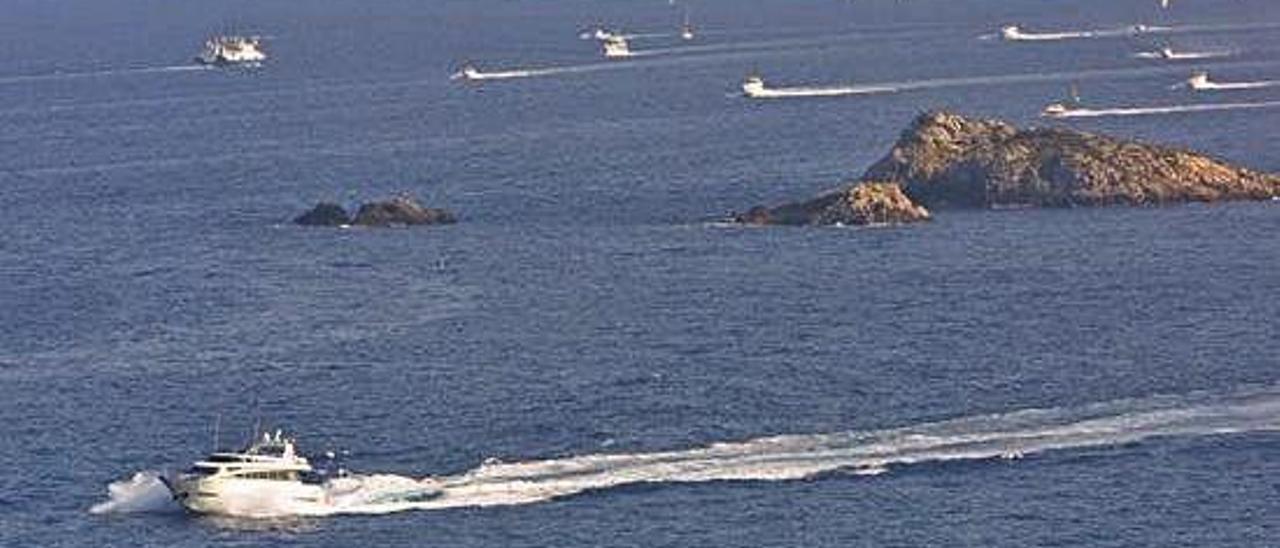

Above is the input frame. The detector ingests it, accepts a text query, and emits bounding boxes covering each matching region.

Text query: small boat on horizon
[680,9,695,41]
[195,35,266,67]
[602,35,632,58]
[742,73,766,97]
[451,63,482,82]
[1041,83,1082,118]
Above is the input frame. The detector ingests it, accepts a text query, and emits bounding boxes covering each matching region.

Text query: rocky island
[294,195,457,227]
[736,111,1280,226]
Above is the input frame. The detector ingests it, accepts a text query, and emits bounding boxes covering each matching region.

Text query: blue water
[4,0,1280,545]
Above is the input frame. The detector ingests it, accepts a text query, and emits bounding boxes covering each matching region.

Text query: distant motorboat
[450,63,482,82]
[602,35,632,58]
[1186,71,1213,90]
[195,35,266,66]
[1181,71,1280,91]
[1042,83,1083,117]
[741,73,766,97]
[1041,102,1072,118]
[1000,25,1024,41]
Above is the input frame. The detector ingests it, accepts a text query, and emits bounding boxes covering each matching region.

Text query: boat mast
[213,413,222,452]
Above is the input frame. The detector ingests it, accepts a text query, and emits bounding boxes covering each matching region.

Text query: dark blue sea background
[3,0,1280,545]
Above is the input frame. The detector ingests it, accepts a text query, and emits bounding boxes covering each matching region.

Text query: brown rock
[350,195,457,227]
[863,111,1280,208]
[734,182,930,226]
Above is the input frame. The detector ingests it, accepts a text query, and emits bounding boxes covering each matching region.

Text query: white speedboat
[1000,25,1025,41]
[196,36,267,66]
[1185,71,1212,90]
[602,35,631,58]
[1041,102,1072,117]
[161,431,324,515]
[451,63,482,81]
[742,73,767,97]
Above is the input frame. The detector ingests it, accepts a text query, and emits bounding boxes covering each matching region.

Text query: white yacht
[161,431,324,515]
[680,11,695,41]
[602,35,632,58]
[196,36,267,66]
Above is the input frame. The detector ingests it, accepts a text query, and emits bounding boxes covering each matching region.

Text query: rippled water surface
[3,0,1279,545]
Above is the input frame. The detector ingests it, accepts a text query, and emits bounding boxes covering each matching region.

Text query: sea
[3,0,1280,545]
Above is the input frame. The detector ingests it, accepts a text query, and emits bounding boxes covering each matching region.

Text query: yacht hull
[164,475,325,516]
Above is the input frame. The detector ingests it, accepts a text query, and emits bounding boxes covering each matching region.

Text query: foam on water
[743,60,1280,101]
[91,383,1280,518]
[1051,100,1280,118]
[990,21,1280,43]
[1188,78,1280,91]
[0,65,210,85]
[1134,49,1236,61]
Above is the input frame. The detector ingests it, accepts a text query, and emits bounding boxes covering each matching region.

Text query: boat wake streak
[744,60,1280,100]
[1188,77,1280,91]
[992,21,1280,42]
[0,65,210,86]
[457,28,952,83]
[91,383,1280,518]
[1134,50,1235,61]
[1052,100,1280,118]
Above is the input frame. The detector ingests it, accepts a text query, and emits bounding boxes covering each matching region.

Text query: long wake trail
[744,59,1280,100]
[990,21,1280,42]
[1053,100,1280,118]
[0,65,209,86]
[91,383,1280,517]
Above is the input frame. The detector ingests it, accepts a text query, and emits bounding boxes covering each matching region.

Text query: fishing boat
[195,36,266,66]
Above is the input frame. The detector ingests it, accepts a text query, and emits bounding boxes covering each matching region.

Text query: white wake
[0,65,210,85]
[91,383,1280,518]
[1187,76,1280,91]
[992,21,1280,43]
[1134,49,1235,61]
[995,24,1169,42]
[1049,100,1280,118]
[742,60,1280,101]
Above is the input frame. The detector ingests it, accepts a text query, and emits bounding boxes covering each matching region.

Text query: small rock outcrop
[294,195,457,227]
[863,111,1280,208]
[734,182,931,226]
[293,202,351,226]
[351,195,457,227]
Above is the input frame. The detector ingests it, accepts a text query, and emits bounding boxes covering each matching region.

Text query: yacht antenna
[213,413,222,452]
[250,393,262,446]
